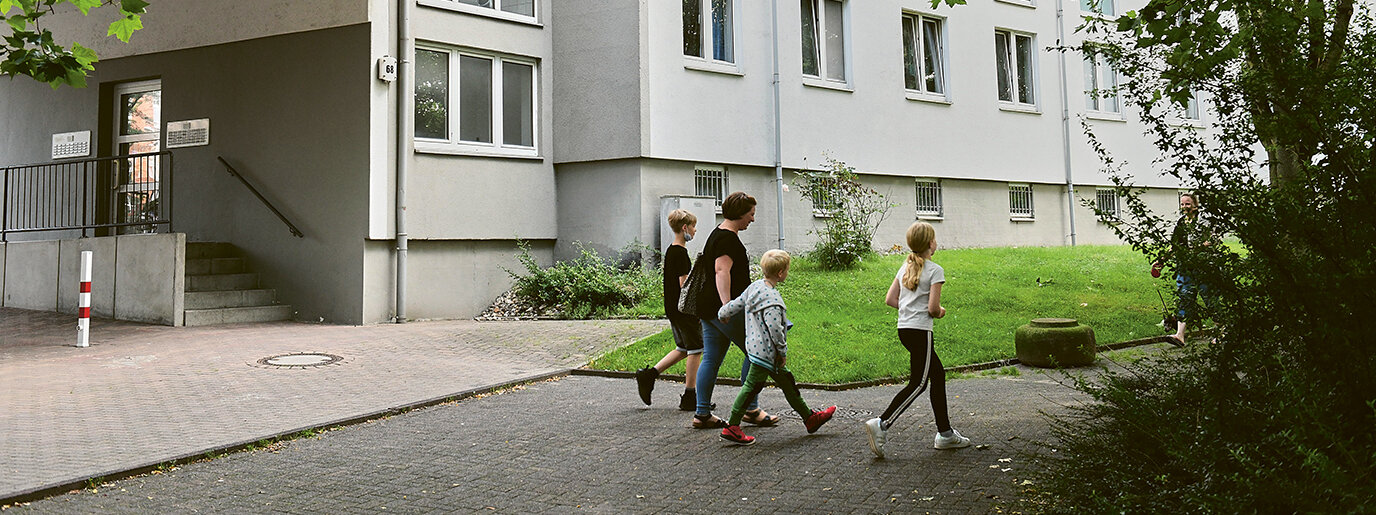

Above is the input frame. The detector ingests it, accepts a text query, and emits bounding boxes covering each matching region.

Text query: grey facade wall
[551,0,645,163]
[2,234,184,325]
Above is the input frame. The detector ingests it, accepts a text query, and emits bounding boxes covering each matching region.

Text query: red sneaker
[720,425,756,445]
[804,406,837,434]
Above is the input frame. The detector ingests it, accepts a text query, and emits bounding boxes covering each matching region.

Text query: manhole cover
[775,407,873,421]
[254,352,345,369]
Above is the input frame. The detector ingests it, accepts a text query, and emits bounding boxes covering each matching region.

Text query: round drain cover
[256,352,344,369]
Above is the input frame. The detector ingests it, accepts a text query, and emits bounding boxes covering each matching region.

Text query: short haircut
[760,249,791,278]
[667,209,697,233]
[721,191,757,220]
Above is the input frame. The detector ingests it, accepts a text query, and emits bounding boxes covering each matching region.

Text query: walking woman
[863,221,970,458]
[691,192,779,429]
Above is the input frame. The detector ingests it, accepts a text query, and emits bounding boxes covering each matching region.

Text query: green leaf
[0,0,14,15]
[64,0,101,15]
[5,14,27,31]
[119,0,147,14]
[71,41,97,67]
[106,13,140,42]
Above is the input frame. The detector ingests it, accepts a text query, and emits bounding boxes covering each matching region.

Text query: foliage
[503,240,660,320]
[0,0,147,88]
[791,157,896,270]
[1029,2,1376,512]
[592,247,1172,384]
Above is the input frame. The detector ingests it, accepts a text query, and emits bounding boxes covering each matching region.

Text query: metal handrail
[1,151,173,241]
[217,157,304,238]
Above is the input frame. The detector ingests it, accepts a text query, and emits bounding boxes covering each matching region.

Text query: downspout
[395,0,413,322]
[1055,0,1078,246]
[771,0,785,250]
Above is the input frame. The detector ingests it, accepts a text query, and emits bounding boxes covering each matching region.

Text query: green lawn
[589,245,1173,384]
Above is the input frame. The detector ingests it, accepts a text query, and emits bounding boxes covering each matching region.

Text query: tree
[1,0,148,88]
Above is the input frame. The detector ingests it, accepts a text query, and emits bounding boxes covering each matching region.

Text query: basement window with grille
[915,178,943,218]
[694,165,728,211]
[1096,188,1120,222]
[1009,183,1035,220]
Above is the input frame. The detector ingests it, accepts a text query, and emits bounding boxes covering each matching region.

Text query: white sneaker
[933,429,971,450]
[863,418,886,458]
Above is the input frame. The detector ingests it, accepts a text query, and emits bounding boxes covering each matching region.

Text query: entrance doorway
[111,79,161,233]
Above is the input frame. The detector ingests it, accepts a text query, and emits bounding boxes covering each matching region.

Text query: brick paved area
[0,307,666,502]
[9,369,1092,514]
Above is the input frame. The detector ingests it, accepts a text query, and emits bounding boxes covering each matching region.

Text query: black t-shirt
[697,227,750,320]
[663,244,691,317]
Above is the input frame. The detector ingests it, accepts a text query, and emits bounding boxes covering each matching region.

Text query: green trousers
[728,363,812,426]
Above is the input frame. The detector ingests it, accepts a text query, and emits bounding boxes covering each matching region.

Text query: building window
[809,176,842,215]
[414,45,537,156]
[685,0,734,63]
[1084,53,1119,113]
[995,30,1037,106]
[800,0,846,81]
[1095,188,1120,221]
[1079,0,1114,16]
[695,165,729,209]
[1184,90,1202,120]
[1009,183,1035,219]
[454,0,535,17]
[902,13,945,96]
[915,179,943,217]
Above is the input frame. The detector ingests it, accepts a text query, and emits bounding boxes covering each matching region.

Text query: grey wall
[2,233,184,325]
[554,160,643,261]
[550,0,645,163]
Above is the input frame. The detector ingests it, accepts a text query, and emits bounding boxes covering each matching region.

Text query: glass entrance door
[112,80,161,233]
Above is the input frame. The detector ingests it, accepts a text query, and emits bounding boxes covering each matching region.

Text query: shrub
[504,240,660,319]
[792,157,895,270]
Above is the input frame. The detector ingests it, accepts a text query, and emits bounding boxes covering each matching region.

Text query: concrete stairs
[183,242,293,326]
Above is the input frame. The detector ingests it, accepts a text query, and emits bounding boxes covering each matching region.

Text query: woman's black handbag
[677,253,712,317]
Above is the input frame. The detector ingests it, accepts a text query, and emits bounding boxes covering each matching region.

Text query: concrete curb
[0,369,573,507]
[571,333,1182,391]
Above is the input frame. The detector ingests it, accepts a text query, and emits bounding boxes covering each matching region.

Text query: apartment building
[0,0,1195,324]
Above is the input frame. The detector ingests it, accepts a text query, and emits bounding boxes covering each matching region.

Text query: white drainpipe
[1056,0,1078,246]
[771,0,785,250]
[395,0,413,322]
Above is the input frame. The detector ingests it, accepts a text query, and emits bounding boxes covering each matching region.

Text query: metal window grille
[810,177,842,214]
[1009,184,1034,218]
[915,179,942,217]
[694,165,728,207]
[1096,188,1120,221]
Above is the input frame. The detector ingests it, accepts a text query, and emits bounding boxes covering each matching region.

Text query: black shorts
[669,316,704,354]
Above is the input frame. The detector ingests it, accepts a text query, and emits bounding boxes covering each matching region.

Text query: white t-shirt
[896,260,945,330]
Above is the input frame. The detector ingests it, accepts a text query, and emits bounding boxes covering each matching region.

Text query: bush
[504,240,661,319]
[792,157,895,270]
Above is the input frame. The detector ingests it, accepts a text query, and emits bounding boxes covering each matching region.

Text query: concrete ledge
[0,234,186,326]
[58,238,117,318]
[3,241,59,311]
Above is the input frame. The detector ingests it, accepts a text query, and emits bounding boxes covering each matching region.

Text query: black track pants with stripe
[878,328,950,433]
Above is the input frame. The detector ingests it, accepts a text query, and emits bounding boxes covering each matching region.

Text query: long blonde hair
[902,222,936,290]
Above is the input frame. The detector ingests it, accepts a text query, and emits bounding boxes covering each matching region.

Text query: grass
[589,245,1174,384]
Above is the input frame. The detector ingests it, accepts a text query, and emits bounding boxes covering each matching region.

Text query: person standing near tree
[690,192,779,429]
[1155,192,1218,345]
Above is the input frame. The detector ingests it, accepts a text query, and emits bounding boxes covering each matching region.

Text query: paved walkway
[1,307,1143,513]
[0,307,665,503]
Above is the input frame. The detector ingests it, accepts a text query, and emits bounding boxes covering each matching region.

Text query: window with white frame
[1079,0,1114,16]
[995,30,1037,107]
[684,0,734,63]
[454,0,534,17]
[915,178,943,217]
[695,165,729,209]
[902,13,946,96]
[800,0,847,82]
[414,46,537,155]
[1184,89,1202,120]
[1009,183,1035,219]
[1095,188,1120,221]
[1084,53,1119,113]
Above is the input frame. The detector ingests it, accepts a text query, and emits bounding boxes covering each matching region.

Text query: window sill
[683,58,743,76]
[1085,111,1126,123]
[416,0,543,27]
[1171,119,1207,129]
[811,209,838,218]
[802,77,853,93]
[917,214,944,221]
[1010,216,1036,223]
[905,91,951,105]
[994,0,1037,8]
[415,143,543,160]
[998,102,1042,115]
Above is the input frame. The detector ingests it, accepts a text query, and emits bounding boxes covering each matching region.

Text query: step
[185,257,246,275]
[183,305,293,326]
[185,289,279,310]
[186,242,239,259]
[186,273,258,292]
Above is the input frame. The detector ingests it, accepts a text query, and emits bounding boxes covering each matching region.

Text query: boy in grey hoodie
[716,249,836,445]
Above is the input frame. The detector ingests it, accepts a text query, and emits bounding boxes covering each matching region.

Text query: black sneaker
[635,367,657,405]
[679,391,696,411]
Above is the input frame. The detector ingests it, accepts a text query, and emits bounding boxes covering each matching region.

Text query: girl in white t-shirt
[863,222,970,458]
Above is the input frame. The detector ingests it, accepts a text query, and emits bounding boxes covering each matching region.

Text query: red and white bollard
[77,250,92,348]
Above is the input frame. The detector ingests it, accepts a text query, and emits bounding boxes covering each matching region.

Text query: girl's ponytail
[901,221,936,291]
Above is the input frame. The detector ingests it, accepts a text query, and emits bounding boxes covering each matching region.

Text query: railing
[1,152,173,242]
[217,157,304,238]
